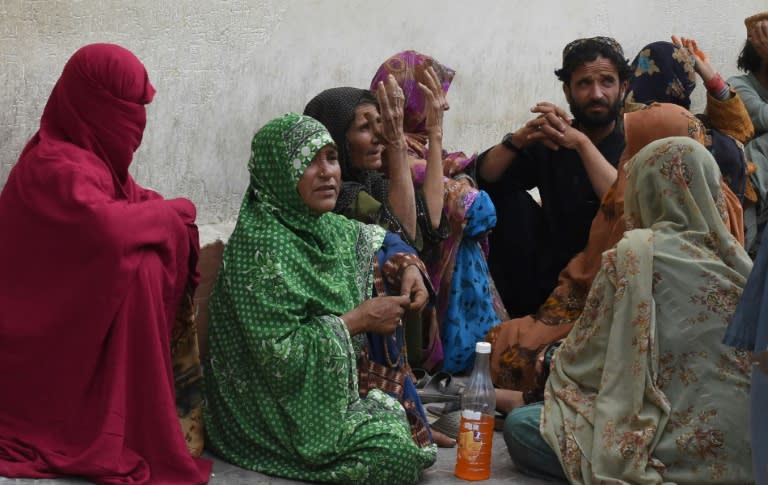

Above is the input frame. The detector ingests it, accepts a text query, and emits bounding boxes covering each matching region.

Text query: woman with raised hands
[370,50,507,374]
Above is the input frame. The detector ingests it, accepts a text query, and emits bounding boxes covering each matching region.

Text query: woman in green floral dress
[203,113,436,484]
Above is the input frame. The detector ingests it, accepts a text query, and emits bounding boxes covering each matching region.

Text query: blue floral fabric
[441,191,502,373]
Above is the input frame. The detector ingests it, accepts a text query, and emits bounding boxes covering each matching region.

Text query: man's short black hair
[737,40,763,74]
[555,37,632,84]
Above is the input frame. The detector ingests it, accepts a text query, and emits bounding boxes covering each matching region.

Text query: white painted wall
[1,0,763,224]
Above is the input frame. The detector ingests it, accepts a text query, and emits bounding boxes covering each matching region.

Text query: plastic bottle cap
[475,342,491,354]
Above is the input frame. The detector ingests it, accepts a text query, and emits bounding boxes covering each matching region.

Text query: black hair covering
[626,41,696,110]
[625,42,747,201]
[303,87,388,212]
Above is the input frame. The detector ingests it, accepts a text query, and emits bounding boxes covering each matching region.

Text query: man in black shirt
[476,37,631,317]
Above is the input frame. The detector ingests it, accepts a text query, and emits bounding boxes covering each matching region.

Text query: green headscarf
[204,113,434,484]
[243,112,375,316]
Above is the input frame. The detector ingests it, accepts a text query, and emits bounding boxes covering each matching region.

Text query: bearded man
[476,37,631,317]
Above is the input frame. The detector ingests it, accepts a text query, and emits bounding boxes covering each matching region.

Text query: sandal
[430,403,507,432]
[417,370,464,404]
[411,368,431,389]
[426,401,461,417]
[429,409,462,440]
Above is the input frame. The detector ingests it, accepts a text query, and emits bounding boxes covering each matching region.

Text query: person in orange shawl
[488,51,753,411]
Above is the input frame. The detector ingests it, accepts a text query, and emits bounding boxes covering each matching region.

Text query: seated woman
[627,38,750,201]
[306,56,506,375]
[506,137,753,483]
[0,44,211,484]
[303,84,457,447]
[370,50,507,373]
[202,113,437,484]
[304,75,442,254]
[487,38,753,412]
[729,12,768,256]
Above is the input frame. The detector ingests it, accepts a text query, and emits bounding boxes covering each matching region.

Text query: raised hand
[671,35,715,82]
[373,74,406,148]
[749,20,768,62]
[672,35,709,63]
[417,65,446,139]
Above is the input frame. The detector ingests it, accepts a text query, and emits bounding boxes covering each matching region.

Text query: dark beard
[569,97,621,128]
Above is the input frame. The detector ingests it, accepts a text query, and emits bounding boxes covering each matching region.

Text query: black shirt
[477,120,625,315]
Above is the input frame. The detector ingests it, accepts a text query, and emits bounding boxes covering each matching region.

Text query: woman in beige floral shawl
[507,137,754,483]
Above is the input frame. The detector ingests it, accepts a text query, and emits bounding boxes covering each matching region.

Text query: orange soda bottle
[454,341,496,480]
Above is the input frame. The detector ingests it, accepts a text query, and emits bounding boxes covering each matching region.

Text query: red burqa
[0,44,211,484]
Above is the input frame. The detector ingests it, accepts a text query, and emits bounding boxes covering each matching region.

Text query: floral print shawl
[486,103,738,394]
[203,114,435,484]
[541,137,753,484]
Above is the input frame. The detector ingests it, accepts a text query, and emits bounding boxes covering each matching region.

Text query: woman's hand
[400,265,428,311]
[417,65,445,140]
[671,35,715,83]
[374,74,406,149]
[749,20,768,62]
[342,295,410,336]
[418,65,456,176]
[378,73,418,239]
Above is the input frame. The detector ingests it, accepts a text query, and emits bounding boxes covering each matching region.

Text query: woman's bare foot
[431,429,456,448]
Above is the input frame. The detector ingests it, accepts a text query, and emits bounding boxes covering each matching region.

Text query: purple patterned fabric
[370,50,455,134]
[372,51,508,372]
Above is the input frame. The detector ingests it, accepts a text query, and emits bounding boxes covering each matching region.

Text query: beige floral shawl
[541,137,754,484]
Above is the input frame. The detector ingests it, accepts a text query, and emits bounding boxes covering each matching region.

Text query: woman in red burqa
[0,43,211,484]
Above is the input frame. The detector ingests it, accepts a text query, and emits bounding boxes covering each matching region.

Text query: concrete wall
[1,0,763,225]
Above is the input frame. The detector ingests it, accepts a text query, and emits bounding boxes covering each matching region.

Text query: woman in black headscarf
[303,78,448,255]
[625,39,752,203]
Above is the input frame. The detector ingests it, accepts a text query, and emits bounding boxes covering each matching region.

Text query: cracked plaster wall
[1,0,764,224]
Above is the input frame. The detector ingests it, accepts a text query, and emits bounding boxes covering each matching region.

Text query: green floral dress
[203,113,435,484]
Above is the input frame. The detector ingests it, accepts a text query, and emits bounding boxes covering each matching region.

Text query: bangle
[501,132,523,154]
[704,73,727,96]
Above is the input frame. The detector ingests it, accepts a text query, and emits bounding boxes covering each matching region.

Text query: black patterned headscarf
[625,41,747,200]
[625,41,696,109]
[303,87,388,212]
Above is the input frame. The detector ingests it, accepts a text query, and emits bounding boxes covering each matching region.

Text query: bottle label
[454,413,494,480]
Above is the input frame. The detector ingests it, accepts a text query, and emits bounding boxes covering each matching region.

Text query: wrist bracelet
[501,132,523,154]
[704,73,727,95]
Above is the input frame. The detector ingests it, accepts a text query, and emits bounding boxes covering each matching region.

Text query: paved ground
[0,429,561,484]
